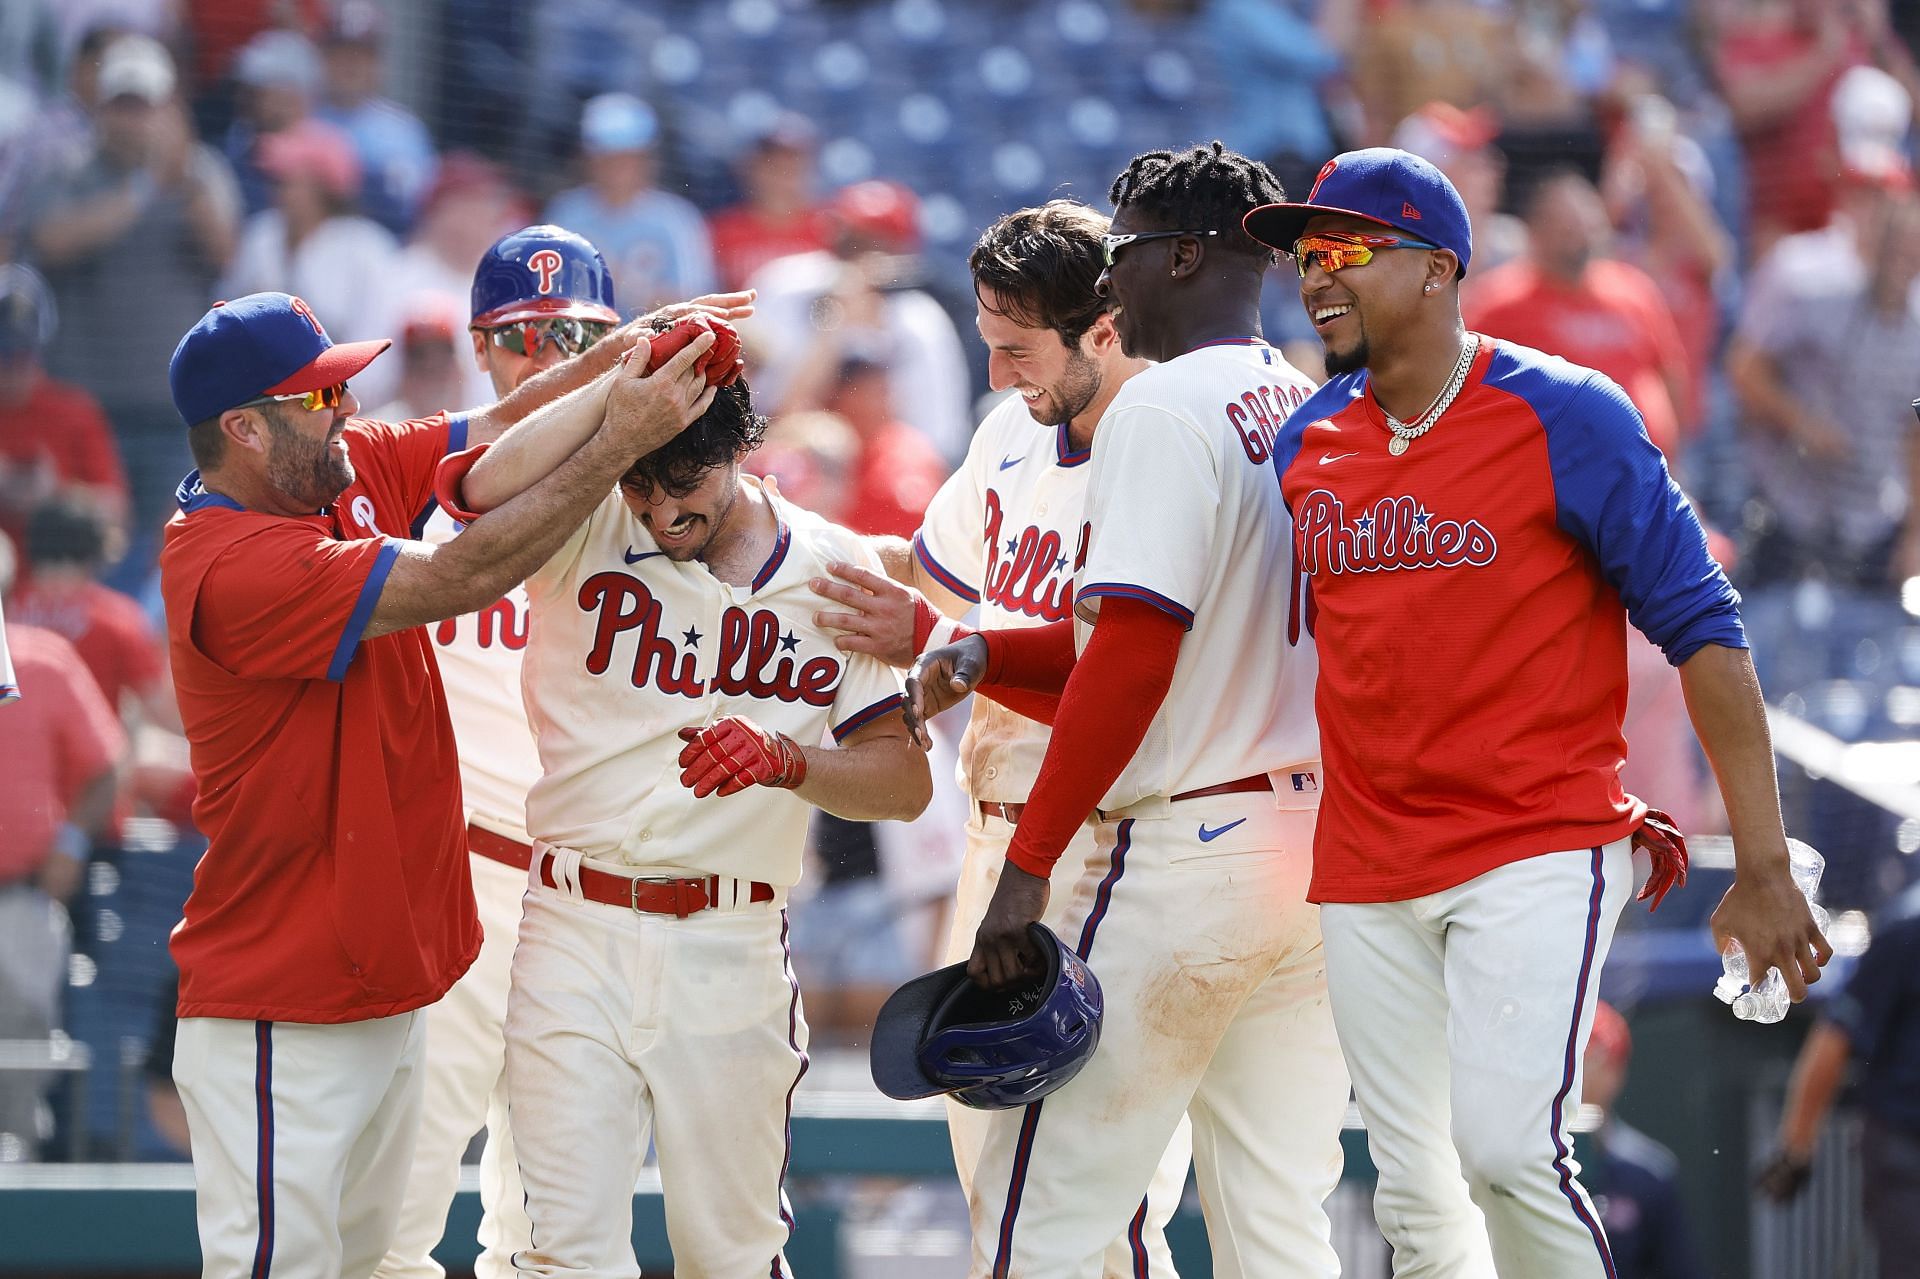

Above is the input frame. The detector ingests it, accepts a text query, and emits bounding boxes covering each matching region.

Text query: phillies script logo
[577,573,840,704]
[1294,489,1497,575]
[435,596,528,651]
[982,488,1086,621]
[528,249,564,294]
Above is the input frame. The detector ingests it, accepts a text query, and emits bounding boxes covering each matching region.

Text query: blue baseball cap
[1244,147,1473,273]
[169,293,390,426]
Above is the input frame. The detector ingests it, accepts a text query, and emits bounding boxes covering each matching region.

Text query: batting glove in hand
[1633,807,1689,912]
[644,314,743,386]
[1754,1148,1813,1202]
[677,716,808,798]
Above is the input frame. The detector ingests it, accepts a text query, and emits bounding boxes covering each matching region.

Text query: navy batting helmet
[470,225,619,328]
[871,924,1103,1111]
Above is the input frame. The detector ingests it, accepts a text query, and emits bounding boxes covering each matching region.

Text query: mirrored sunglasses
[1291,232,1442,277]
[483,317,613,357]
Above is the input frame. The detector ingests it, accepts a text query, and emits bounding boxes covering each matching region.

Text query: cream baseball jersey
[520,478,904,881]
[1073,339,1321,810]
[914,393,1092,803]
[421,505,542,840]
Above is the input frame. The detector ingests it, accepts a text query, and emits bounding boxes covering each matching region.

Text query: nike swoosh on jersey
[1318,452,1358,465]
[624,547,665,564]
[999,455,1026,470]
[1197,818,1247,842]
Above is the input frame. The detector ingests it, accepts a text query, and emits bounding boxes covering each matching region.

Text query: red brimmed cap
[170,293,390,425]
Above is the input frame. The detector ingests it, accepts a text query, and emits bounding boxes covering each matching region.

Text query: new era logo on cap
[169,292,390,427]
[1242,147,1473,273]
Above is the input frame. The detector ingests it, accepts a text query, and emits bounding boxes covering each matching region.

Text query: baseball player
[380,227,763,1279]
[810,200,1193,1277]
[158,292,720,1279]
[906,144,1349,1279]
[439,358,932,1277]
[1243,148,1831,1276]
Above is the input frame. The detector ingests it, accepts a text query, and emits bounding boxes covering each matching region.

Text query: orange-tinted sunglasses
[244,381,349,412]
[1292,232,1442,277]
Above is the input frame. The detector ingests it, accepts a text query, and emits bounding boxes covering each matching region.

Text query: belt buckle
[632,875,702,919]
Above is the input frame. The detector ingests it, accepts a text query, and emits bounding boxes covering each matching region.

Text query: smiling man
[1244,147,1831,1277]
[159,291,719,1278]
[809,200,1196,1276]
[905,143,1347,1279]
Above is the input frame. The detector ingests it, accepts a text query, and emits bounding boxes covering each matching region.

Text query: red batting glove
[1633,807,1689,912]
[676,716,808,798]
[645,314,743,386]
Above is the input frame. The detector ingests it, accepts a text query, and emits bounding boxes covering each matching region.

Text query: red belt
[468,823,534,871]
[981,774,1273,826]
[539,860,774,919]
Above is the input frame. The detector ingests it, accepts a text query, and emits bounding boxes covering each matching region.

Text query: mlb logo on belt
[1291,772,1319,792]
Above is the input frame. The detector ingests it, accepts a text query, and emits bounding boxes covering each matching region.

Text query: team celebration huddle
[155,141,1829,1279]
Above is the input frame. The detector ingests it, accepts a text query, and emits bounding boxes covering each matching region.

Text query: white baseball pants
[174,1009,426,1279]
[504,859,809,1279]
[944,807,1193,1279]
[967,796,1349,1279]
[378,851,532,1279]
[1320,840,1632,1279]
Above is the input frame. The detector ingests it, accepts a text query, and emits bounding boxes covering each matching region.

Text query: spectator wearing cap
[0,264,128,555]
[706,111,831,293]
[371,295,469,424]
[388,154,534,411]
[544,93,716,313]
[220,118,403,409]
[222,28,325,217]
[27,34,240,580]
[1711,0,1920,259]
[1726,160,1920,590]
[0,23,129,251]
[156,289,717,1274]
[1578,1002,1706,1279]
[1466,170,1692,460]
[0,528,125,1162]
[1759,880,1920,1279]
[315,0,437,236]
[748,180,971,463]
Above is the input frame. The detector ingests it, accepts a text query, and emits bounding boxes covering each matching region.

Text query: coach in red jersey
[159,291,721,1278]
[1247,152,1831,1278]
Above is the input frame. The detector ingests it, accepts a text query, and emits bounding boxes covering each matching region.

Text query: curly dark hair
[1109,141,1286,262]
[620,379,768,496]
[969,200,1111,348]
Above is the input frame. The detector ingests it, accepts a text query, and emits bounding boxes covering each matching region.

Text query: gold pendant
[1388,435,1410,456]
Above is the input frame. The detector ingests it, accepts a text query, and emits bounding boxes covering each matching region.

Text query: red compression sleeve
[981,687,1060,726]
[979,617,1078,694]
[432,443,492,522]
[1003,598,1183,877]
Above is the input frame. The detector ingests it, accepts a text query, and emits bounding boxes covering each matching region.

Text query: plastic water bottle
[1709,839,1830,1024]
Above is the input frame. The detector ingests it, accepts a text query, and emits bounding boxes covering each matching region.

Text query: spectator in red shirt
[1712,0,1919,257]
[707,112,832,293]
[826,357,949,539]
[0,265,129,554]
[0,531,126,1161]
[1466,170,1691,459]
[13,495,171,723]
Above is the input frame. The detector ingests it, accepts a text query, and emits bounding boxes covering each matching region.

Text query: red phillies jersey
[161,414,478,1023]
[1276,339,1745,903]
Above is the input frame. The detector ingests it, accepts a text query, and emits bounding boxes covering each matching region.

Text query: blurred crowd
[0,0,1916,1218]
